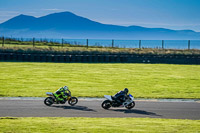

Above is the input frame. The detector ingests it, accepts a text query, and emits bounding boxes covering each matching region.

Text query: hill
[0,11,200,39]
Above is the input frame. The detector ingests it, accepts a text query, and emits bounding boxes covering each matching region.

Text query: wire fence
[0,37,200,49]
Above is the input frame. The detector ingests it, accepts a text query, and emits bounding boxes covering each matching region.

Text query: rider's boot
[54,93,62,104]
[56,97,64,104]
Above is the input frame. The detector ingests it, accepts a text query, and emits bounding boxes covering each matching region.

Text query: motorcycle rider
[113,88,129,105]
[54,86,70,103]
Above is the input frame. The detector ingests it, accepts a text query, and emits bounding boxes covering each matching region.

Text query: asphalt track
[0,99,200,120]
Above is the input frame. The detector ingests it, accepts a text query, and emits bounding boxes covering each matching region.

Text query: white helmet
[63,86,68,91]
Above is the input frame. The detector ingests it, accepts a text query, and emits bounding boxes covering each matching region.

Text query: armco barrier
[0,53,199,64]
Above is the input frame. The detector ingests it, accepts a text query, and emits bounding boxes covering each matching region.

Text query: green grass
[1,45,200,55]
[0,117,199,133]
[1,38,200,55]
[0,62,200,98]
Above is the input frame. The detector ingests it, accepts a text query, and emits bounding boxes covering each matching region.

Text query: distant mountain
[0,11,200,39]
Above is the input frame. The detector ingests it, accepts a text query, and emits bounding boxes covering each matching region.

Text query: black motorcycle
[101,94,135,109]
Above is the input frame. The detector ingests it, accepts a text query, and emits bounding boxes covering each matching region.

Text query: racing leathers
[53,87,69,103]
[113,90,128,105]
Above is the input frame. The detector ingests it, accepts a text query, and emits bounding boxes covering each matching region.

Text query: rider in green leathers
[54,86,69,103]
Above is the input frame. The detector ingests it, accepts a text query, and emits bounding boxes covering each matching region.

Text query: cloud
[26,11,37,14]
[42,8,63,11]
[0,11,20,15]
[0,11,21,23]
[0,11,20,13]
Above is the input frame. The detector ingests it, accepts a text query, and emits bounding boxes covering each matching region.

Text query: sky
[0,0,200,31]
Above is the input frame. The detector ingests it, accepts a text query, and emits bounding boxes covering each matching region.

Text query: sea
[9,37,200,49]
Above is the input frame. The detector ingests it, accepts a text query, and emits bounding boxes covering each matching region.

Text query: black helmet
[124,88,129,93]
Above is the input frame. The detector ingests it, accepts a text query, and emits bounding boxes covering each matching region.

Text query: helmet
[124,88,129,94]
[63,86,68,91]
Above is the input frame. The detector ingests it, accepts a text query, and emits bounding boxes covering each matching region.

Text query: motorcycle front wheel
[101,100,112,109]
[44,97,54,106]
[125,101,135,109]
[68,97,78,106]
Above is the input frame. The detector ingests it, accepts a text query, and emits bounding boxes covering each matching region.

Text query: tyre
[68,97,78,106]
[101,100,112,109]
[44,97,54,106]
[125,101,135,109]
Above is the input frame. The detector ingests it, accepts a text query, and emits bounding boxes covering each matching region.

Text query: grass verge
[0,117,199,133]
[1,46,200,55]
[0,62,200,98]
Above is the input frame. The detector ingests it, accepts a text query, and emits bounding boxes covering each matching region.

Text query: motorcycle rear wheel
[125,101,135,109]
[102,100,112,109]
[44,97,54,106]
[68,97,78,106]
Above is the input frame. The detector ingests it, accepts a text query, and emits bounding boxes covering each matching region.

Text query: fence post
[162,40,164,49]
[112,39,114,48]
[33,37,35,47]
[188,40,190,50]
[139,40,141,49]
[86,39,88,49]
[62,38,64,47]
[2,36,4,47]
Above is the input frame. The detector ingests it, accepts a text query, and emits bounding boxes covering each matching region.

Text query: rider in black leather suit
[113,88,129,105]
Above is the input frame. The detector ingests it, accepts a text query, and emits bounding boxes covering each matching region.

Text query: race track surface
[0,99,200,120]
